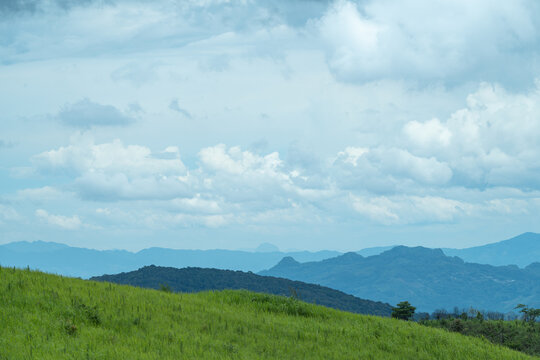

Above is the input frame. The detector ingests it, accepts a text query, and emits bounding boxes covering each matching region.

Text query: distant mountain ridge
[442,232,540,268]
[260,246,540,313]
[91,265,393,316]
[0,241,341,278]
[1,232,538,278]
[357,233,540,268]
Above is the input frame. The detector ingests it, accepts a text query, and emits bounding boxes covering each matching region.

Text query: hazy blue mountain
[354,233,540,268]
[0,241,341,278]
[441,232,540,268]
[356,245,396,257]
[260,246,540,313]
[2,240,70,253]
[254,242,280,252]
[1,232,537,280]
[0,243,137,278]
[525,262,540,277]
[91,265,393,316]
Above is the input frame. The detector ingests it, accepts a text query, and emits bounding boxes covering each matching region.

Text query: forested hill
[91,265,392,316]
[260,246,540,313]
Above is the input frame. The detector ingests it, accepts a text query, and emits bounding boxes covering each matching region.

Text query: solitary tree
[515,304,540,323]
[392,301,416,320]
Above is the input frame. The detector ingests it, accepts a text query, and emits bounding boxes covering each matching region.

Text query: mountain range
[357,233,540,268]
[0,241,340,278]
[442,232,540,268]
[91,265,393,316]
[2,233,538,279]
[260,246,540,313]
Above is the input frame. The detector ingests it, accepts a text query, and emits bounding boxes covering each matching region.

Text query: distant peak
[513,232,540,240]
[382,246,445,257]
[327,251,363,265]
[2,240,70,252]
[340,251,363,260]
[276,256,299,267]
[255,242,280,253]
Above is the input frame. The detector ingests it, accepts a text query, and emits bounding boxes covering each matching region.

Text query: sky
[1,0,540,251]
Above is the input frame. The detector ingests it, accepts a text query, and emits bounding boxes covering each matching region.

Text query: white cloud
[350,194,468,225]
[35,138,186,176]
[403,82,540,188]
[168,195,222,215]
[33,138,190,201]
[35,209,82,230]
[336,147,369,167]
[333,146,453,192]
[316,0,540,85]
[404,119,452,149]
[199,144,282,175]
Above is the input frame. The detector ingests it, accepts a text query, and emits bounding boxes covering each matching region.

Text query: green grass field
[0,266,536,359]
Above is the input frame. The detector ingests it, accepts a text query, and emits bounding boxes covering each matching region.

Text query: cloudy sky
[1,0,540,251]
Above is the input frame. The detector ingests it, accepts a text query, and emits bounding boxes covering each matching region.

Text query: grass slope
[0,267,536,360]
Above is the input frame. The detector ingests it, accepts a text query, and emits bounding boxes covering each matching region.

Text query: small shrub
[63,321,78,336]
[74,302,101,325]
[159,284,172,293]
[450,319,464,332]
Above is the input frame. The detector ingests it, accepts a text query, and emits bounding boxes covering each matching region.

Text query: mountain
[357,245,396,257]
[91,265,392,316]
[2,231,537,279]
[0,241,341,278]
[254,242,280,252]
[260,246,540,313]
[1,268,533,360]
[525,262,540,277]
[354,233,540,268]
[442,232,540,268]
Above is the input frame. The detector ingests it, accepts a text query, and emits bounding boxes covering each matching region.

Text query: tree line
[391,301,540,356]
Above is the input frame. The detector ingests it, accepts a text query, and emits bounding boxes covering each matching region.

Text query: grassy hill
[91,265,392,316]
[0,266,535,360]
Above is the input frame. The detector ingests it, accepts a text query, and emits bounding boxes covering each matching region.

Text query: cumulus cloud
[3,0,538,88]
[332,146,453,193]
[34,138,190,201]
[58,99,134,128]
[20,79,540,229]
[350,195,468,225]
[404,119,452,150]
[316,0,540,85]
[34,138,185,176]
[402,82,540,189]
[199,144,282,175]
[197,144,307,208]
[35,209,82,229]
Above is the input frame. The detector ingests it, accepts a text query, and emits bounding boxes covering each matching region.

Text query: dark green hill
[260,246,540,313]
[91,265,392,316]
